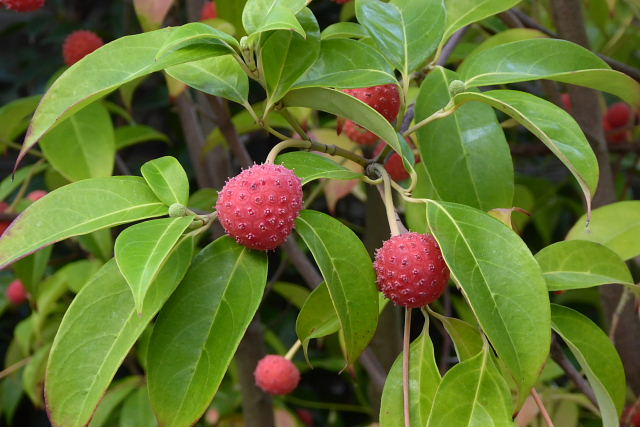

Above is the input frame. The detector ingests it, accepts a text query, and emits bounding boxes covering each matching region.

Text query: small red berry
[342,120,379,145]
[254,355,300,395]
[215,164,303,251]
[605,102,632,128]
[200,1,217,20]
[374,232,450,308]
[373,140,421,182]
[0,202,10,236]
[296,409,314,426]
[7,280,27,305]
[343,84,401,123]
[603,118,629,144]
[63,30,104,66]
[1,0,44,12]
[27,190,47,201]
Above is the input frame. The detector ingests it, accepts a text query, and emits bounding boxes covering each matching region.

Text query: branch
[550,336,598,407]
[206,96,253,169]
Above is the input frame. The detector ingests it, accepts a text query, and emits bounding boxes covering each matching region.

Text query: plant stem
[403,308,413,427]
[284,340,302,361]
[279,107,310,141]
[7,159,42,213]
[550,336,598,407]
[531,388,555,427]
[0,357,31,380]
[402,107,455,137]
[608,288,631,340]
[265,139,371,168]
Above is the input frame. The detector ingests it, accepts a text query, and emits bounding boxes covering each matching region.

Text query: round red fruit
[215,164,303,250]
[27,190,47,201]
[374,232,450,308]
[2,0,44,12]
[605,102,632,128]
[343,84,401,123]
[200,1,217,20]
[7,279,27,305]
[373,141,421,182]
[342,120,379,145]
[561,93,572,113]
[63,30,104,66]
[254,355,300,395]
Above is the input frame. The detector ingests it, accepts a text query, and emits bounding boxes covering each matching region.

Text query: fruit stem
[402,104,457,137]
[279,107,311,141]
[265,139,371,168]
[531,388,555,427]
[284,340,302,361]
[371,164,401,237]
[403,308,413,427]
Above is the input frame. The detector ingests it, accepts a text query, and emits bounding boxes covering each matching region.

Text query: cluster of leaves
[0,0,639,426]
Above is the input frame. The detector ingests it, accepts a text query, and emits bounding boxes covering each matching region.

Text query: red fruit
[553,290,565,295]
[215,164,303,250]
[373,141,421,182]
[27,190,47,201]
[374,232,450,308]
[623,404,640,427]
[200,1,217,20]
[7,280,27,305]
[605,102,632,128]
[63,30,104,66]
[1,0,44,12]
[296,409,314,426]
[342,120,379,145]
[603,118,629,144]
[343,84,401,123]
[561,93,572,113]
[0,202,10,236]
[254,355,300,395]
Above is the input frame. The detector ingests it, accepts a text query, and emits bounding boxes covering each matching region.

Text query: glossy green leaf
[261,8,320,107]
[272,281,309,309]
[551,304,625,427]
[426,348,512,427]
[294,38,396,89]
[58,259,103,294]
[23,344,50,407]
[77,229,113,262]
[535,240,635,293]
[295,210,378,365]
[454,90,598,214]
[0,177,166,269]
[566,201,640,260]
[276,151,363,184]
[380,321,441,427]
[155,22,239,60]
[429,310,483,361]
[147,236,268,426]
[120,386,158,427]
[465,28,547,60]
[242,0,307,38]
[0,163,47,202]
[115,125,169,150]
[0,95,40,142]
[187,188,218,211]
[89,377,142,427]
[20,26,222,161]
[441,0,520,45]
[425,201,550,403]
[40,102,115,182]
[217,0,248,37]
[167,55,249,105]
[115,217,193,314]
[356,0,445,74]
[45,238,193,427]
[415,67,513,210]
[13,246,52,296]
[141,156,189,206]
[296,282,340,357]
[321,22,368,40]
[460,39,640,107]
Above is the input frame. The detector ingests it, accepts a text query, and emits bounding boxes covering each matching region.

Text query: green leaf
[441,0,521,46]
[261,8,320,107]
[21,26,223,161]
[460,39,640,107]
[57,259,103,294]
[141,156,190,206]
[276,151,364,184]
[454,90,598,214]
[45,239,193,427]
[551,304,625,427]
[426,348,513,427]
[188,188,218,211]
[465,28,547,60]
[272,281,309,309]
[380,320,441,427]
[415,67,513,210]
[115,217,193,314]
[566,201,640,261]
[294,38,396,89]
[0,163,47,202]
[119,386,158,427]
[242,0,307,38]
[13,246,52,296]
[295,210,378,365]
[296,282,340,356]
[40,102,115,181]
[77,229,113,262]
[115,125,169,151]
[535,240,635,293]
[23,344,50,407]
[356,0,445,74]
[429,310,483,361]
[0,177,166,269]
[89,377,142,427]
[0,95,41,142]
[167,55,249,105]
[425,201,550,404]
[147,236,268,426]
[155,22,239,61]
[321,22,368,40]
[218,0,248,37]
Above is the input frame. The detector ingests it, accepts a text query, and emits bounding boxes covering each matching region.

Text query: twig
[436,26,469,66]
[403,308,412,427]
[438,287,453,375]
[609,288,632,339]
[531,388,555,427]
[0,357,31,380]
[550,336,598,407]
[281,235,323,289]
[265,138,371,168]
[206,96,253,169]
[360,348,387,394]
[115,154,132,175]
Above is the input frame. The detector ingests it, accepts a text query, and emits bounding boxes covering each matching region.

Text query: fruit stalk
[265,139,371,168]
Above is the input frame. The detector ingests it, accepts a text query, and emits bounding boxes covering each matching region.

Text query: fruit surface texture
[254,355,300,395]
[63,30,104,66]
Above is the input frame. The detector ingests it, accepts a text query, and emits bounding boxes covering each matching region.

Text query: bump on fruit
[215,164,303,250]
[63,30,104,66]
[374,232,450,308]
[1,0,44,12]
[343,84,401,123]
[254,355,300,395]
[342,120,379,145]
[7,279,27,305]
[200,1,217,20]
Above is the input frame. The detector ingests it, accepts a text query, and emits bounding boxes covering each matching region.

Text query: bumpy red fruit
[254,355,300,395]
[343,84,401,123]
[374,232,450,308]
[1,0,44,12]
[342,119,379,145]
[200,1,217,20]
[63,30,104,66]
[216,164,303,250]
[7,280,27,305]
[373,141,421,182]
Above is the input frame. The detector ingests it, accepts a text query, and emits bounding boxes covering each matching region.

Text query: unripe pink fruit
[1,0,44,12]
[254,355,300,395]
[63,30,104,66]
[374,232,450,308]
[215,164,303,250]
[7,280,27,305]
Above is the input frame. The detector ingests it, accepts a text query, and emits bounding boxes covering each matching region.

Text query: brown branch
[206,96,254,169]
[282,235,323,289]
[550,336,598,407]
[437,26,469,66]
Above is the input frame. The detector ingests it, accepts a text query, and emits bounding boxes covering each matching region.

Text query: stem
[279,107,310,141]
[0,139,44,158]
[608,288,631,339]
[550,335,598,407]
[284,340,302,361]
[7,159,42,213]
[531,388,555,427]
[371,164,401,237]
[0,357,31,380]
[402,107,456,137]
[403,308,413,427]
[265,139,371,168]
